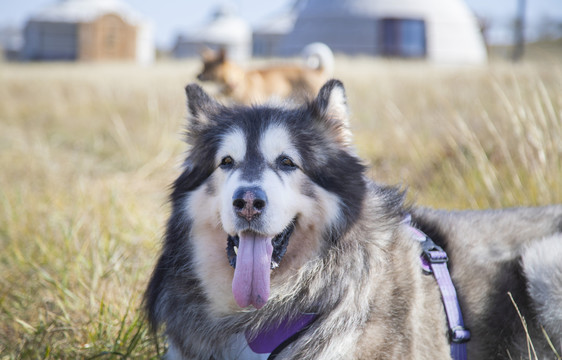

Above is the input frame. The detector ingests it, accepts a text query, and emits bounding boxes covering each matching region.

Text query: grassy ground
[0,53,561,358]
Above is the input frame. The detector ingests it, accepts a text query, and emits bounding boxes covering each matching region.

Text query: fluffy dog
[145,80,562,359]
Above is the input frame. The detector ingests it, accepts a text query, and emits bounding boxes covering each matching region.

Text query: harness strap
[424,251,471,359]
[407,216,471,360]
[267,320,315,360]
[245,313,317,358]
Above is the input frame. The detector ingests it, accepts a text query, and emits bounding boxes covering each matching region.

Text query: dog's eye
[278,156,297,171]
[219,156,234,169]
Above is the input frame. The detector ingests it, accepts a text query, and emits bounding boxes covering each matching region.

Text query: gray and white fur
[145,80,562,359]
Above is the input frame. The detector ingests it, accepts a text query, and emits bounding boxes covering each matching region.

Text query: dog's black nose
[233,187,267,221]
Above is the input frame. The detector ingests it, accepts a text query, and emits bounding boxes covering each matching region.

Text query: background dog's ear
[199,46,215,61]
[218,47,227,63]
[185,83,220,126]
[312,79,352,146]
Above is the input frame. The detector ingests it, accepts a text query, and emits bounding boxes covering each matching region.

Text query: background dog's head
[197,47,231,83]
[177,80,367,312]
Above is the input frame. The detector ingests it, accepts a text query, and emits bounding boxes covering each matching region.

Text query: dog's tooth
[234,246,238,255]
[271,261,279,269]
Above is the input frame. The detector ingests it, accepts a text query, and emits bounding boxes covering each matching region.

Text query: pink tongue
[232,232,273,309]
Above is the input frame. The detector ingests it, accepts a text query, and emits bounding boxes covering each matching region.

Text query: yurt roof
[190,5,251,44]
[28,0,147,25]
[254,10,297,35]
[298,0,478,24]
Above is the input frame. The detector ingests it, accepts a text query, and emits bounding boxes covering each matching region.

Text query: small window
[380,18,426,58]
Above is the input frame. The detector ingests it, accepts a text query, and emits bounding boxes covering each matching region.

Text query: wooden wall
[78,13,137,61]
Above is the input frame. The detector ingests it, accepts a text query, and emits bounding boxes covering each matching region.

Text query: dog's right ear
[185,83,220,126]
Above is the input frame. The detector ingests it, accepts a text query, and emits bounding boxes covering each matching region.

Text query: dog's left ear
[311,79,352,146]
[185,83,221,126]
[199,46,214,61]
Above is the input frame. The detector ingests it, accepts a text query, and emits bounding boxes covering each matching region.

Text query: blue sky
[1,0,561,49]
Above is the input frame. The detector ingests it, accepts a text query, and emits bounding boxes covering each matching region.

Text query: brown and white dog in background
[196,43,334,104]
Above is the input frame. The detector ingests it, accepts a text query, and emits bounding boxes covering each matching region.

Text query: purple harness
[246,217,470,359]
[245,313,316,358]
[406,215,471,359]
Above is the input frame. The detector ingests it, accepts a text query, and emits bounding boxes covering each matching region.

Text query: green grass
[0,55,561,358]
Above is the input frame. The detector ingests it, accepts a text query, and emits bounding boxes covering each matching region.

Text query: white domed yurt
[173,5,252,62]
[22,0,154,64]
[278,0,487,64]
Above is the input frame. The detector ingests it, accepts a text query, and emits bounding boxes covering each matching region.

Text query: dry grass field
[1,50,561,358]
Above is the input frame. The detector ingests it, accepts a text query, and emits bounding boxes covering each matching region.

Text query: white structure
[276,0,487,64]
[22,0,154,64]
[173,5,251,62]
[0,26,23,60]
[253,10,297,57]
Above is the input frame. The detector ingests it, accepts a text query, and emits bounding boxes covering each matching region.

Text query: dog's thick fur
[145,80,562,359]
[196,44,334,104]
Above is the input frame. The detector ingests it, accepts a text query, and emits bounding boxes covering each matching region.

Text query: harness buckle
[421,239,448,264]
[449,326,471,344]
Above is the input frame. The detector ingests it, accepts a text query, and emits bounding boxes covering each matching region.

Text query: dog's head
[197,47,229,83]
[176,80,366,312]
